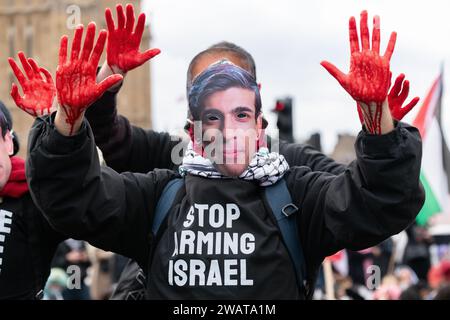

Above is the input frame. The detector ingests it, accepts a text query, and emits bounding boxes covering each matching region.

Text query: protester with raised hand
[27,11,424,299]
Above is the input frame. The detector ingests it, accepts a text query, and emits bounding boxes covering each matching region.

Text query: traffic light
[273,97,294,143]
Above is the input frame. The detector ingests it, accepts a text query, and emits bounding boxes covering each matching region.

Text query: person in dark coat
[0,101,65,300]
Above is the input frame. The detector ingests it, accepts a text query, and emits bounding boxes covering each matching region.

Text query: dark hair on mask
[186,41,256,94]
[188,61,261,121]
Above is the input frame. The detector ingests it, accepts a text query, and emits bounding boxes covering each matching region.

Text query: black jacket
[85,90,346,174]
[26,116,424,299]
[85,90,346,299]
[0,193,65,299]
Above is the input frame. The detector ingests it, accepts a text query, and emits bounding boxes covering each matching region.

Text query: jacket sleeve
[277,139,347,175]
[286,122,425,262]
[85,90,185,173]
[26,115,177,265]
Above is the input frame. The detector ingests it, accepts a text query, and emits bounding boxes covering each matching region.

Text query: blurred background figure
[86,245,115,300]
[51,240,91,300]
[43,268,68,300]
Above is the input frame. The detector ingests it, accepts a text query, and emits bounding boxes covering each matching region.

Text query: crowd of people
[0,3,447,300]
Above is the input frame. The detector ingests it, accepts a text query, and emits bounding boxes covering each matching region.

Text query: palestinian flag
[413,71,450,226]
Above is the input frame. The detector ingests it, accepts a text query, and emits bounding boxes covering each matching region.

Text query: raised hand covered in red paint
[105,3,160,73]
[56,22,123,135]
[8,52,56,117]
[357,74,420,123]
[388,73,420,121]
[321,10,397,134]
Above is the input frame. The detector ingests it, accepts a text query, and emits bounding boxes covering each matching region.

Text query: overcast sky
[142,0,450,153]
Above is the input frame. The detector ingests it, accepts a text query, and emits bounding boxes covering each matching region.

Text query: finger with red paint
[56,22,123,135]
[388,74,420,121]
[356,72,419,125]
[8,52,56,117]
[105,3,160,73]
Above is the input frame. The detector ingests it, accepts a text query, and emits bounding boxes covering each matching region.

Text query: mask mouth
[222,150,242,161]
[223,149,239,155]
[222,142,245,155]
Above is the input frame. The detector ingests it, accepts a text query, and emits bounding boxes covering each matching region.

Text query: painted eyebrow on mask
[233,106,254,114]
[200,106,254,121]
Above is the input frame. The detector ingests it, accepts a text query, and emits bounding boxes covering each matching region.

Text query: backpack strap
[152,178,184,236]
[144,178,184,288]
[264,179,307,296]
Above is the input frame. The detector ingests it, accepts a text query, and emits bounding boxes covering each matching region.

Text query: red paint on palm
[321,11,396,104]
[8,52,56,117]
[56,23,123,134]
[105,3,160,73]
[388,73,420,121]
[321,10,397,134]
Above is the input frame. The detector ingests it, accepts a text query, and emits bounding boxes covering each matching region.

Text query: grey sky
[142,0,450,153]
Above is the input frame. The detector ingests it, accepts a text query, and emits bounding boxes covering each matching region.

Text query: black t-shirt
[147,175,299,299]
[0,195,64,299]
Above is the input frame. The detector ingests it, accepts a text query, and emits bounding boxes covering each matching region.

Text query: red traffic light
[274,100,285,112]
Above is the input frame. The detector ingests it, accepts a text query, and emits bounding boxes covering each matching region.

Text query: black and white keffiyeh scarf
[179,142,289,186]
